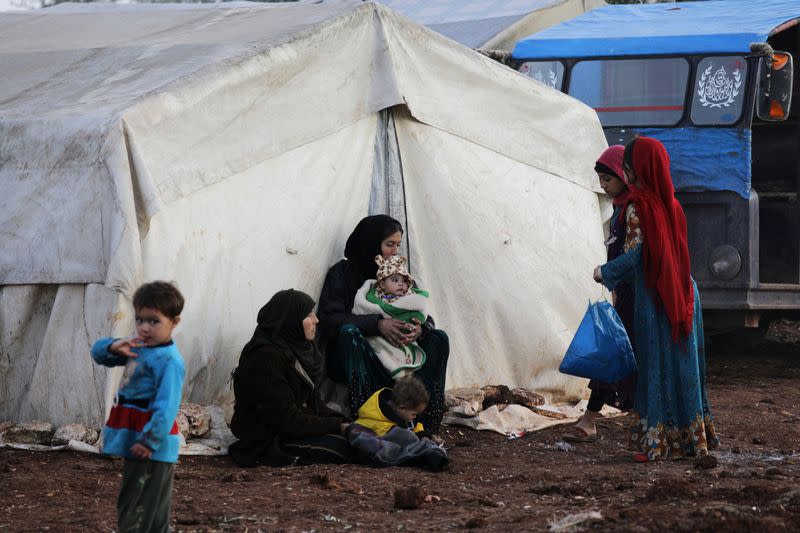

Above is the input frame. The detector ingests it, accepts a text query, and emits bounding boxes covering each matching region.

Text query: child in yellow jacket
[348,375,447,470]
[354,374,430,438]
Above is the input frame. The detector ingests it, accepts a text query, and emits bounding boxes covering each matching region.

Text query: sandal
[562,426,597,443]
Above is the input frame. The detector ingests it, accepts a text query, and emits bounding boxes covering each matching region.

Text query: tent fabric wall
[369,109,411,260]
[0,2,609,426]
[1,117,377,427]
[481,0,605,52]
[377,5,603,193]
[396,110,605,398]
[0,283,129,425]
[140,117,378,405]
[1,2,603,294]
[310,0,604,52]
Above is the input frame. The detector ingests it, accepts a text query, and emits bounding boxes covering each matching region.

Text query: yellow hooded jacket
[354,388,424,436]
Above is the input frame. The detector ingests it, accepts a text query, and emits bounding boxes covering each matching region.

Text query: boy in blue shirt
[91,281,185,533]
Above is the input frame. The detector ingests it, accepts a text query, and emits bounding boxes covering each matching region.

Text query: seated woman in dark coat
[228,289,353,467]
[318,215,450,433]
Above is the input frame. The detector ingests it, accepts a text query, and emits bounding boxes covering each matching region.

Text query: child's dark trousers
[117,458,175,533]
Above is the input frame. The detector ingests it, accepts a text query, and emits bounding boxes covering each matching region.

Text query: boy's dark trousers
[118,458,175,533]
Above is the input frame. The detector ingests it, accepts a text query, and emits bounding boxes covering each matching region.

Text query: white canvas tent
[0,1,608,427]
[304,0,606,51]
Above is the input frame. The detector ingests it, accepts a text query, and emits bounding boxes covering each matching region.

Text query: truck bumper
[701,283,800,310]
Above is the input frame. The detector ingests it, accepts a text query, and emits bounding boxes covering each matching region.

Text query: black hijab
[240,289,323,385]
[344,215,403,280]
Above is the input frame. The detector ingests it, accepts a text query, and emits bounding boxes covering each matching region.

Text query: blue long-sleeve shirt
[91,337,185,463]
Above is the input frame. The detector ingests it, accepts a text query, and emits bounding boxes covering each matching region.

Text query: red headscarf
[595,145,630,218]
[627,137,694,340]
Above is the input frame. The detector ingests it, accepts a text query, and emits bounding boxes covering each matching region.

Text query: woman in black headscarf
[318,215,450,433]
[228,289,353,467]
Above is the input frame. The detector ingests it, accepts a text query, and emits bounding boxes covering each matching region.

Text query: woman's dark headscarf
[344,215,403,280]
[240,289,323,384]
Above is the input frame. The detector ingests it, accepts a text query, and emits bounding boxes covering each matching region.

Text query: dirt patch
[766,319,800,345]
[713,481,789,505]
[643,476,694,501]
[2,351,800,531]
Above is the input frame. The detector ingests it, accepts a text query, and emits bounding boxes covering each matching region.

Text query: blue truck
[513,0,798,332]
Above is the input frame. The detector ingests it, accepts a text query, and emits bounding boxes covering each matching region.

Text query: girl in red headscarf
[593,137,719,462]
[566,145,637,443]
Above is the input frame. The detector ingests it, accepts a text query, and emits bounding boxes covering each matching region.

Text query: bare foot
[573,410,598,438]
[563,424,597,443]
[573,421,597,438]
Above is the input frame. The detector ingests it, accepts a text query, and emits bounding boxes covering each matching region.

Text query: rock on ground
[52,424,100,446]
[177,403,211,438]
[394,486,426,509]
[444,388,485,417]
[3,421,55,445]
[481,385,545,409]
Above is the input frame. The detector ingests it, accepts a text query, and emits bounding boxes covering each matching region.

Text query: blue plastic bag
[559,300,636,383]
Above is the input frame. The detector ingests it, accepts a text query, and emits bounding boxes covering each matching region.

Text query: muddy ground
[2,331,799,532]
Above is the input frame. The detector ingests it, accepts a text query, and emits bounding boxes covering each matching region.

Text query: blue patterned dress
[600,205,719,460]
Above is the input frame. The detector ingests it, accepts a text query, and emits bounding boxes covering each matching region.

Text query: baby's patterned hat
[374,254,414,285]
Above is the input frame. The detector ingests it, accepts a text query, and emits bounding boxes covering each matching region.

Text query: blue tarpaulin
[635,127,751,198]
[512,0,800,59]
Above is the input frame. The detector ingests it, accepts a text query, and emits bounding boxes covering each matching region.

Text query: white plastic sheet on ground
[443,400,621,436]
[0,2,608,427]
[0,405,235,456]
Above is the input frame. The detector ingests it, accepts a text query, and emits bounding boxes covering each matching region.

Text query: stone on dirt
[177,403,211,438]
[310,473,364,495]
[446,386,549,424]
[645,477,694,501]
[464,516,487,529]
[481,385,511,408]
[3,421,55,444]
[444,388,485,417]
[765,467,785,477]
[394,486,426,509]
[695,454,718,469]
[481,385,544,409]
[509,387,545,407]
[52,424,99,446]
[221,471,252,482]
[548,511,602,532]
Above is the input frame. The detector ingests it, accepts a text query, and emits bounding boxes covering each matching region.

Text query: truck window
[518,61,564,90]
[568,58,689,127]
[690,56,748,126]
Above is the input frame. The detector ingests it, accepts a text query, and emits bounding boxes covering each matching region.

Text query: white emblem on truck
[698,65,742,108]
